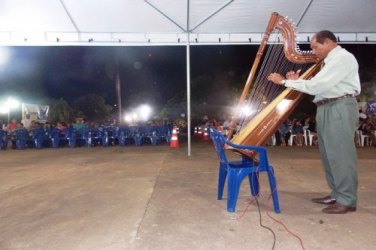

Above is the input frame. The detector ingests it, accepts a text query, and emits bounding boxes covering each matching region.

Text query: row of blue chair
[0,125,173,150]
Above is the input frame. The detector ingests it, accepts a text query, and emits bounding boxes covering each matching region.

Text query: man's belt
[314,94,356,107]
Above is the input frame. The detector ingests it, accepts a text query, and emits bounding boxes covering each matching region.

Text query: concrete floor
[0,141,375,250]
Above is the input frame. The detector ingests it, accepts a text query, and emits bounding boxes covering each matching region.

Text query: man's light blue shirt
[284,46,361,102]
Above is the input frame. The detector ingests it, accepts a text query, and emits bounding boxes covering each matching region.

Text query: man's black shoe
[311,195,336,205]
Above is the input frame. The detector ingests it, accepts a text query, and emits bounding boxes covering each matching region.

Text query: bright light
[0,47,10,66]
[124,104,153,123]
[0,104,9,114]
[124,114,133,123]
[0,97,20,123]
[7,97,19,109]
[240,104,254,117]
[0,97,19,113]
[139,104,152,121]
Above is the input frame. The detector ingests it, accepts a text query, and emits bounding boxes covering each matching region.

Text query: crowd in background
[1,108,375,150]
[196,109,376,147]
[0,116,176,150]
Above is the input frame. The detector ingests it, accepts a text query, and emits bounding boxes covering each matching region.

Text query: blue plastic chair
[118,127,131,146]
[158,125,172,144]
[129,126,143,146]
[80,127,93,147]
[66,127,77,148]
[49,128,60,148]
[209,128,280,213]
[31,128,45,149]
[0,130,8,150]
[13,129,29,150]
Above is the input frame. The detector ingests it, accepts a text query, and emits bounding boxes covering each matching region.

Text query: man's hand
[286,69,301,80]
[268,69,302,85]
[268,73,285,85]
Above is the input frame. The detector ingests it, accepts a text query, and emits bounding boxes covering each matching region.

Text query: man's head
[310,30,338,60]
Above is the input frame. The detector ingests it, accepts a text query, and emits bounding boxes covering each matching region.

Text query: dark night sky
[0,44,375,116]
[0,45,257,106]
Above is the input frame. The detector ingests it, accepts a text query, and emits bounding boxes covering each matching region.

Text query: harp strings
[237,30,310,132]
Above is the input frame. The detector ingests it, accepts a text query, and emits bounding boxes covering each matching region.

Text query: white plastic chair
[303,129,315,146]
[288,133,295,146]
[356,130,370,147]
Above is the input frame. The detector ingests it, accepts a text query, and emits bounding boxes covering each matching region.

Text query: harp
[228,12,321,151]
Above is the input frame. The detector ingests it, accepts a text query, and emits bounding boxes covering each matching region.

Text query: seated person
[359,117,376,146]
[291,119,304,146]
[275,119,291,146]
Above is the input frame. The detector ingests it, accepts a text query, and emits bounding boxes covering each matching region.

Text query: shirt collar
[324,45,341,64]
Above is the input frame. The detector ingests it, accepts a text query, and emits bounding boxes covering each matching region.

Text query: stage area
[0,142,375,250]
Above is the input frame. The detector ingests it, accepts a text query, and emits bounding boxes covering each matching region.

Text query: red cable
[262,168,306,250]
[233,157,306,250]
[236,196,257,220]
[265,191,306,250]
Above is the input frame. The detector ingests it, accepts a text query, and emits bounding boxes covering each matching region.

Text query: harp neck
[267,12,320,64]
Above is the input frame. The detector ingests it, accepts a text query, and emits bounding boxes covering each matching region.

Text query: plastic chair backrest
[209,128,269,167]
[210,128,229,165]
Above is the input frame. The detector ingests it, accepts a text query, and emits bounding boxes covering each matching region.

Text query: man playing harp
[268,30,361,214]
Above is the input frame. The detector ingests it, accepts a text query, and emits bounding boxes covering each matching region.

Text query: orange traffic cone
[170,127,180,148]
[203,127,210,141]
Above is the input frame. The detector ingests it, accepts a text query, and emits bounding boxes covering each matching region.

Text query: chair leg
[227,169,242,212]
[217,164,227,200]
[267,167,281,213]
[227,168,250,213]
[248,172,259,196]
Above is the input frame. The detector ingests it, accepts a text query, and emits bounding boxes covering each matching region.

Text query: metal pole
[186,0,191,156]
[115,63,122,124]
[186,36,191,156]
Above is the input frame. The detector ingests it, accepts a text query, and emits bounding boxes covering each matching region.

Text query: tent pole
[186,36,191,156]
[186,0,191,156]
[296,0,314,26]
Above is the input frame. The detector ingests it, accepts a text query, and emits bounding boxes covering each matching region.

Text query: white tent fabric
[1,0,374,155]
[1,0,376,45]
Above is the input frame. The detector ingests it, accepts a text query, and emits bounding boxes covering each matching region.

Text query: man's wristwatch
[280,80,286,86]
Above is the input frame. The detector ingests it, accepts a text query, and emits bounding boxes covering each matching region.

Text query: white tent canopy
[1,0,376,46]
[2,0,375,155]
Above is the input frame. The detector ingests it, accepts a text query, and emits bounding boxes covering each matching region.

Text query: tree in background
[49,98,73,123]
[72,94,112,122]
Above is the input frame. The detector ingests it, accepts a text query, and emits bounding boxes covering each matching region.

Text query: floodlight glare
[139,104,152,120]
[0,104,9,114]
[124,114,133,123]
[7,97,19,109]
[240,105,254,117]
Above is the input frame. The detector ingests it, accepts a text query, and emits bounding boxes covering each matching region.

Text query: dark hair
[314,30,337,44]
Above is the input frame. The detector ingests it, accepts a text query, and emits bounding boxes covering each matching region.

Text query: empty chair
[66,127,77,148]
[356,130,370,147]
[0,130,8,150]
[158,125,172,144]
[118,127,131,146]
[129,126,143,146]
[31,128,45,149]
[49,127,61,148]
[303,129,315,146]
[13,128,29,150]
[108,126,119,146]
[210,128,280,213]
